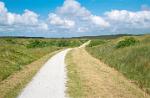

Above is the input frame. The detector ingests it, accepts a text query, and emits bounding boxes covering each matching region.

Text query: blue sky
[0,0,150,37]
[2,0,150,16]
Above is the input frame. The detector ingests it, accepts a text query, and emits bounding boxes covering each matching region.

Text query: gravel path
[17,49,70,98]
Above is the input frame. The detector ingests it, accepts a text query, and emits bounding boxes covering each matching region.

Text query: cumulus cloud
[56,0,91,18]
[90,15,110,27]
[48,13,75,28]
[46,0,110,34]
[0,1,48,33]
[105,10,150,30]
[55,0,109,27]
[0,0,150,36]
[0,0,109,34]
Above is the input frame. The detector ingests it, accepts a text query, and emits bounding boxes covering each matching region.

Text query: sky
[0,0,150,37]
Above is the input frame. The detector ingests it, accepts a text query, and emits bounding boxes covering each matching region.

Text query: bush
[26,39,86,48]
[116,37,139,48]
[5,38,16,44]
[88,39,106,47]
[26,40,47,48]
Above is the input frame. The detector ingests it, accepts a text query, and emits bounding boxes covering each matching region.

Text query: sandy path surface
[17,49,70,98]
[79,40,91,48]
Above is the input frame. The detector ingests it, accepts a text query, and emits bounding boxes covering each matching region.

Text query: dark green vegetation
[0,38,86,82]
[88,39,107,47]
[116,37,139,48]
[26,39,86,48]
[86,35,150,94]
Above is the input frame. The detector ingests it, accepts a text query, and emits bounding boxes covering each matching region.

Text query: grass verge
[86,35,150,94]
[65,49,84,97]
[0,50,61,98]
[66,47,149,98]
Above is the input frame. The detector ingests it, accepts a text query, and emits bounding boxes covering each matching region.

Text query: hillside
[86,34,150,94]
[0,38,86,98]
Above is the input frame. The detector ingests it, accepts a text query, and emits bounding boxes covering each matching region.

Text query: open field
[86,34,150,94]
[0,37,86,98]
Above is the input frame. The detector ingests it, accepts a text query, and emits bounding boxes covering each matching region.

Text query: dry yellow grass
[66,47,150,98]
[0,50,62,98]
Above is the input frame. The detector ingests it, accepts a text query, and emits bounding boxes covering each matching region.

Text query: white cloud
[56,0,91,18]
[38,23,49,30]
[46,0,110,34]
[48,13,75,28]
[90,15,110,27]
[0,0,150,36]
[0,1,48,32]
[15,9,39,26]
[7,13,15,25]
[77,27,89,33]
[105,10,150,29]
[55,0,109,27]
[0,2,7,13]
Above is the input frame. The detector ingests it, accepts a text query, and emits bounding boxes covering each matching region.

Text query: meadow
[86,34,150,94]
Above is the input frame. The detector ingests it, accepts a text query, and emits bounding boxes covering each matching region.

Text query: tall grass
[0,38,86,82]
[86,35,150,94]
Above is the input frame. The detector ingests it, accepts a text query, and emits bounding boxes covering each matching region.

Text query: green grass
[86,35,150,94]
[0,38,86,82]
[0,42,60,82]
[0,37,86,98]
[0,50,61,98]
[88,39,107,47]
[65,50,84,97]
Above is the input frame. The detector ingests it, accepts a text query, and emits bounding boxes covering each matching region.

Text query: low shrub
[26,40,47,48]
[116,37,139,48]
[5,38,16,44]
[26,39,86,48]
[88,39,106,47]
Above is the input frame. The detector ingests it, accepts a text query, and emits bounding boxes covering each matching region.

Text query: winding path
[17,49,70,98]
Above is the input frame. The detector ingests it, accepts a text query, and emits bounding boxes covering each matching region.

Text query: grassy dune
[0,38,86,82]
[0,38,59,82]
[0,50,60,98]
[0,37,86,98]
[86,34,150,94]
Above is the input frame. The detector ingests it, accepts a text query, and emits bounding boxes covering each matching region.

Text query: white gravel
[17,49,71,98]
